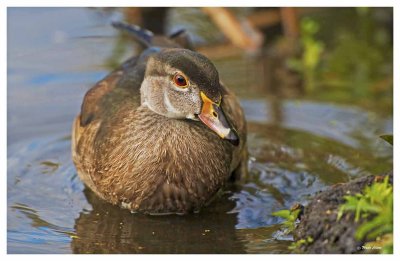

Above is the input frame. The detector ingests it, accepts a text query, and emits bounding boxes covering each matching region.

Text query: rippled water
[7,8,393,253]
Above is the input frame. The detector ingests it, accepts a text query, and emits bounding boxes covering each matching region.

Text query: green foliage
[272,208,300,233]
[378,234,393,254]
[287,17,324,93]
[319,9,392,111]
[337,176,393,253]
[323,31,386,99]
[273,207,313,253]
[288,236,314,251]
[380,134,393,146]
[287,8,393,114]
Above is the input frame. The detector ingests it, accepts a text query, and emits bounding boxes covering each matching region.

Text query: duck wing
[220,82,248,180]
[71,51,149,197]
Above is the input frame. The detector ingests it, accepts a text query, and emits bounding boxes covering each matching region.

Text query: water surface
[7,8,393,254]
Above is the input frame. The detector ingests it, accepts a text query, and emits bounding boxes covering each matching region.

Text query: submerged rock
[293,173,392,254]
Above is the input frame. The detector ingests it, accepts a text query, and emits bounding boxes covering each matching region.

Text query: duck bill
[198,92,239,146]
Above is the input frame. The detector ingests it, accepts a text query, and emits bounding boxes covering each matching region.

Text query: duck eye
[173,73,188,88]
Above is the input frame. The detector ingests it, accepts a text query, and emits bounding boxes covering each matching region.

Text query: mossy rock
[293,173,392,254]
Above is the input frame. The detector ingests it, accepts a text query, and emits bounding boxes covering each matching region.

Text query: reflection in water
[7,7,392,254]
[40,161,60,174]
[236,225,292,253]
[11,203,76,238]
[7,97,391,253]
[71,188,245,254]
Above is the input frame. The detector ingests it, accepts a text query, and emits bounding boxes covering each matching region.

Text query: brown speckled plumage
[72,27,247,214]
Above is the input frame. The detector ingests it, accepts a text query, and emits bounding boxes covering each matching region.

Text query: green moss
[337,176,393,253]
[288,236,314,252]
[272,207,301,233]
[272,205,312,253]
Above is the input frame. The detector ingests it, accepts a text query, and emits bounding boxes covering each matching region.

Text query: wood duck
[72,22,247,214]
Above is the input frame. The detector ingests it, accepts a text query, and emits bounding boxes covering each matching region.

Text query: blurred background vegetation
[105,7,393,115]
[7,7,393,254]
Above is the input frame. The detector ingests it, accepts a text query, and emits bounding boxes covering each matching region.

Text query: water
[7,8,393,254]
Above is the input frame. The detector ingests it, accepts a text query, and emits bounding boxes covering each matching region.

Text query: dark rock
[293,173,392,254]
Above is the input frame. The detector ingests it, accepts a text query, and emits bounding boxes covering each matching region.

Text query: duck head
[140,48,239,146]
